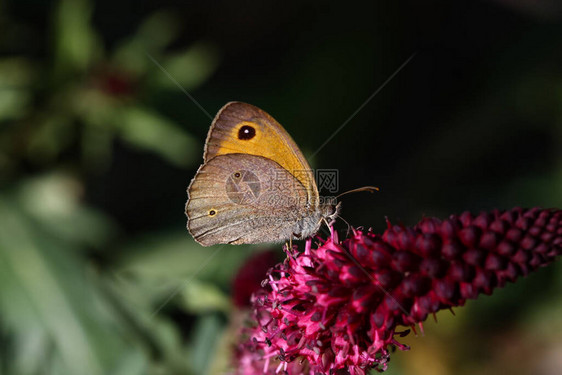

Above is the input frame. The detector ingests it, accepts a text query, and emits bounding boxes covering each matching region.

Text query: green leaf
[152,42,220,91]
[0,200,106,375]
[0,87,31,121]
[0,58,34,121]
[180,279,230,314]
[0,58,35,87]
[113,10,182,75]
[53,0,102,75]
[117,106,201,167]
[136,11,182,52]
[115,230,257,287]
[188,314,224,375]
[15,173,115,248]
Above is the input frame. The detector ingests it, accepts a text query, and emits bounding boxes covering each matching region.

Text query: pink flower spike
[234,207,562,374]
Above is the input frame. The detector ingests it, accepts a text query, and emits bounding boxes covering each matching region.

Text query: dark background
[1,1,561,374]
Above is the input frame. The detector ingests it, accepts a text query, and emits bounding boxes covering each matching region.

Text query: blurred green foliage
[1,0,562,374]
[0,1,245,374]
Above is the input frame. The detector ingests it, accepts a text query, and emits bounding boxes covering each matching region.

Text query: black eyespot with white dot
[234,172,241,178]
[238,125,256,140]
[209,209,217,216]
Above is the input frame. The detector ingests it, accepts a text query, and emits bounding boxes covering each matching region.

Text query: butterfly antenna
[336,186,379,199]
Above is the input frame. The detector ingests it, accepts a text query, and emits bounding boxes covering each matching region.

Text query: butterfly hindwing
[186,153,311,245]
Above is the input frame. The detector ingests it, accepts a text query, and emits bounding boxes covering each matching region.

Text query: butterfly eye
[238,125,256,140]
[208,209,217,216]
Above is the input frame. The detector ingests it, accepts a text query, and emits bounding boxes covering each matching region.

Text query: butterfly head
[320,200,341,225]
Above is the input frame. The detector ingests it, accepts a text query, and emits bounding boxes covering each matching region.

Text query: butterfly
[185,102,340,246]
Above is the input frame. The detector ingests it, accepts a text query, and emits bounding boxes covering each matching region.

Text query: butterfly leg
[290,233,303,252]
[285,238,292,252]
[322,218,332,233]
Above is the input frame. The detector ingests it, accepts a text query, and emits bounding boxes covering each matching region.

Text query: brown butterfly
[185,102,340,246]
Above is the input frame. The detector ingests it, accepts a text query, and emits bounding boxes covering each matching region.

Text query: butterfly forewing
[204,102,319,201]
